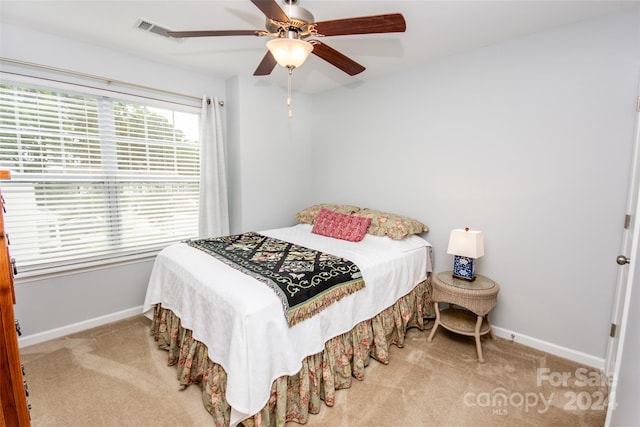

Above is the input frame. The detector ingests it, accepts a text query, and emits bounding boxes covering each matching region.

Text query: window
[0,82,200,275]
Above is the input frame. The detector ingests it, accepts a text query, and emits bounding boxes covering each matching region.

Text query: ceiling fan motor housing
[266,3,315,37]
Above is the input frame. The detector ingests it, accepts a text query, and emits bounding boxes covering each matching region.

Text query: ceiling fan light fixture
[267,38,313,68]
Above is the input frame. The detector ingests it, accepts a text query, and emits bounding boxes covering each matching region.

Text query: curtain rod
[0,57,210,105]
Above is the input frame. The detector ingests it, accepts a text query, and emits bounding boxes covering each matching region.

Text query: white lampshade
[447,228,485,259]
[267,38,313,68]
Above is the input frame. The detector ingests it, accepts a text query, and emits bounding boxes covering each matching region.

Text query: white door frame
[605,137,640,425]
[605,94,640,376]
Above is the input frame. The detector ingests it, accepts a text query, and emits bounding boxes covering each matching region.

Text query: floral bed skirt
[151,277,433,427]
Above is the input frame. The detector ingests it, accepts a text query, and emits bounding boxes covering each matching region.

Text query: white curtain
[198,96,230,238]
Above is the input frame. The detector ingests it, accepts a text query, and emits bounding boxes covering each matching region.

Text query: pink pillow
[312,208,372,242]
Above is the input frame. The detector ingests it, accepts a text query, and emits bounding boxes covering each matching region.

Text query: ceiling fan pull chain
[287,66,293,118]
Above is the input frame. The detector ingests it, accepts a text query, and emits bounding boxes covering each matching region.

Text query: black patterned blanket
[186,232,365,326]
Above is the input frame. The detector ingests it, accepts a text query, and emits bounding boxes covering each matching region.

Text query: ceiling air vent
[135,19,174,39]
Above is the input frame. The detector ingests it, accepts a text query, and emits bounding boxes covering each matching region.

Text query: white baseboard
[492,326,605,370]
[18,306,144,348]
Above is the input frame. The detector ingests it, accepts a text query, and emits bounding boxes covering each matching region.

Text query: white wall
[309,9,640,363]
[0,23,225,103]
[225,75,315,234]
[0,23,227,339]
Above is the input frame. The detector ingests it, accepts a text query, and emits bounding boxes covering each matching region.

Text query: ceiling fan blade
[311,41,365,76]
[254,51,278,76]
[168,30,265,38]
[250,0,289,23]
[314,13,406,37]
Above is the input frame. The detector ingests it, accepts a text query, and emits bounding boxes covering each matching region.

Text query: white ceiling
[1,1,636,93]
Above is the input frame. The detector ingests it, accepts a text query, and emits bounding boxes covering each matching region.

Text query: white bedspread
[143,224,432,425]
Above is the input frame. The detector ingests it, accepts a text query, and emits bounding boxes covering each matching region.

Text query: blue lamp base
[452,255,476,281]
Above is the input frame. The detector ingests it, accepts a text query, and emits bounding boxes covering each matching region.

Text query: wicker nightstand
[427,271,499,363]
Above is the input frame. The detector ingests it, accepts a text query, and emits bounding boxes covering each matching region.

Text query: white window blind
[0,82,200,275]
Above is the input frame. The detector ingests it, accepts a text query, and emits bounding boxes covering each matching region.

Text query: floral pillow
[295,203,361,225]
[311,208,372,242]
[358,208,429,240]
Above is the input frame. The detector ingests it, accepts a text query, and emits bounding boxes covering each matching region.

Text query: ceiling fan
[167,0,407,77]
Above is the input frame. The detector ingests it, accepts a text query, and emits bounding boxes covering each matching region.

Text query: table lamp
[447,228,484,281]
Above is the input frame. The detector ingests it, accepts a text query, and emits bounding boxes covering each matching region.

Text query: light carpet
[20,315,608,426]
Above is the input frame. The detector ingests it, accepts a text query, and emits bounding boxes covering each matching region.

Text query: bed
[143,204,435,426]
